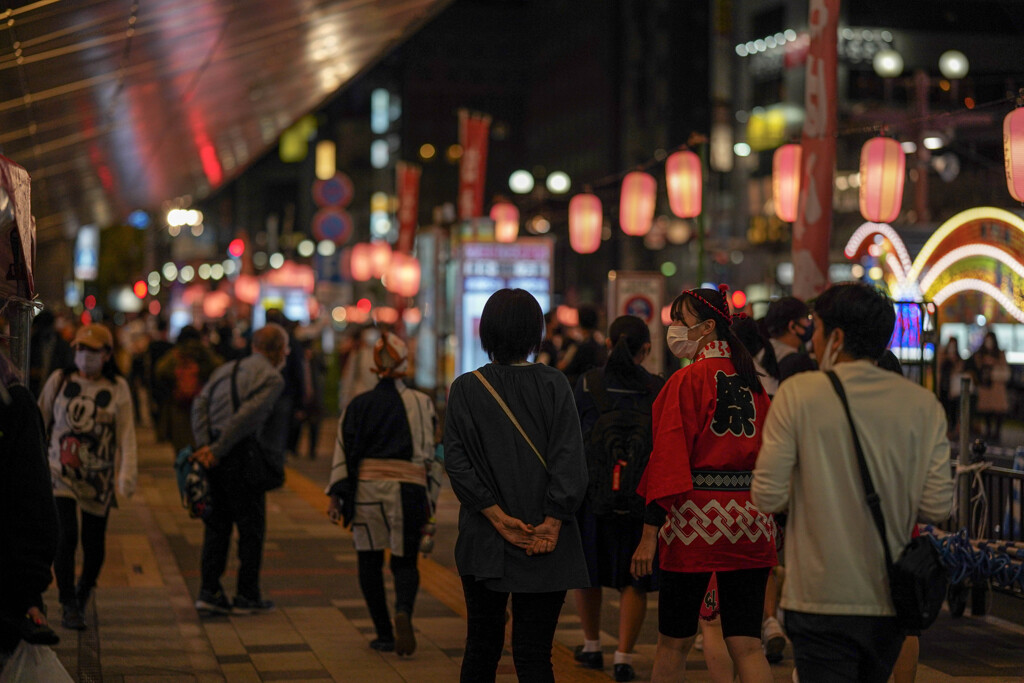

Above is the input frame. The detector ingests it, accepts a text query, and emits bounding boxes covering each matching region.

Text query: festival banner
[607,271,665,376]
[395,161,422,254]
[457,110,491,220]
[791,0,839,299]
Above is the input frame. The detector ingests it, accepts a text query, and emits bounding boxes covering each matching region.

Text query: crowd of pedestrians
[0,279,981,681]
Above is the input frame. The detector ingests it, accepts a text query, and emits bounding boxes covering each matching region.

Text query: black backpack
[581,368,655,518]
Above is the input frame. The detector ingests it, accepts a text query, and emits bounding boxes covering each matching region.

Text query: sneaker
[761,615,786,663]
[573,645,604,670]
[394,611,416,656]
[614,663,636,682]
[694,632,704,651]
[370,638,395,652]
[231,595,276,615]
[61,603,86,631]
[195,591,232,616]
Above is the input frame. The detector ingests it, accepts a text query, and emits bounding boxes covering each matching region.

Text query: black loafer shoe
[573,644,603,669]
[370,638,395,652]
[614,663,636,682]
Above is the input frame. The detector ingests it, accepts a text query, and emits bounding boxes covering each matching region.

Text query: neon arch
[930,279,1024,323]
[844,207,1024,321]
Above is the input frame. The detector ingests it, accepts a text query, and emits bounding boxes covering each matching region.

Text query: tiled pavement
[43,424,1024,682]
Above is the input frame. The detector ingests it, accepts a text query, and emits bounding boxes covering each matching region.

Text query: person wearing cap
[190,323,289,616]
[37,323,138,631]
[326,331,438,656]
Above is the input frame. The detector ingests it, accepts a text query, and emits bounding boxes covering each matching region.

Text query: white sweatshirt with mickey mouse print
[38,369,138,516]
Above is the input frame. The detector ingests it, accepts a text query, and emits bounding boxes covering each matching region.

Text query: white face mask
[666,323,706,360]
[818,330,842,371]
[75,349,105,377]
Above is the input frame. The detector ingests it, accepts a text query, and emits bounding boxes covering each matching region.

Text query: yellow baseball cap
[72,324,113,350]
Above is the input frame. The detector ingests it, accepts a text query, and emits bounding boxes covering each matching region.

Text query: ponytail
[604,315,651,391]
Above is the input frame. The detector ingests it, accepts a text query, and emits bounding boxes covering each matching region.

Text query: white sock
[614,651,632,665]
[583,638,601,653]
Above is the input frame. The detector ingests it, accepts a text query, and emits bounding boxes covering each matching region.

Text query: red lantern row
[1005,108,1024,202]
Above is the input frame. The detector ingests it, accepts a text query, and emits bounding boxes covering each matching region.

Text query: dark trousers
[460,576,566,683]
[785,610,904,683]
[200,464,266,601]
[54,497,109,606]
[357,551,419,640]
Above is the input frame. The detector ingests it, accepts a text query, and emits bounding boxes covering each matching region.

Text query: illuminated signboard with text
[457,239,553,375]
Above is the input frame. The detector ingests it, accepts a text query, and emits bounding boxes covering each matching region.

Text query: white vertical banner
[607,271,665,376]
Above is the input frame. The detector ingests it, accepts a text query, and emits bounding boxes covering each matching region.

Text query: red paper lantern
[569,193,602,254]
[350,243,373,282]
[490,202,519,243]
[619,171,657,236]
[772,144,802,222]
[386,253,421,297]
[859,137,906,223]
[369,241,392,279]
[665,150,702,218]
[1004,108,1024,202]
[234,274,260,305]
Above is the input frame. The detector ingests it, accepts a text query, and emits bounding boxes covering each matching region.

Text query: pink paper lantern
[386,253,421,298]
[234,274,260,305]
[772,144,802,222]
[369,241,392,279]
[859,137,906,223]
[350,243,373,282]
[569,193,602,254]
[202,290,231,319]
[489,202,520,243]
[619,171,657,236]
[1004,108,1024,202]
[665,150,702,218]
[373,306,400,325]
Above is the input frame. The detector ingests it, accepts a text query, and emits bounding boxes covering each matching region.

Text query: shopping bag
[0,640,73,682]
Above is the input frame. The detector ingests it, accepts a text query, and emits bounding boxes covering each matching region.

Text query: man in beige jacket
[752,283,953,682]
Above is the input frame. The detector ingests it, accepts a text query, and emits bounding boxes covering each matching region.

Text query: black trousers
[785,610,904,683]
[200,462,266,601]
[460,576,566,683]
[54,497,109,606]
[357,551,419,640]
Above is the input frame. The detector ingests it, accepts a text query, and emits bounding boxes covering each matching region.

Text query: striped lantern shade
[350,243,373,281]
[859,137,906,223]
[772,144,802,222]
[1004,108,1024,202]
[619,171,657,236]
[368,240,392,279]
[489,202,519,243]
[665,150,702,218]
[569,193,603,254]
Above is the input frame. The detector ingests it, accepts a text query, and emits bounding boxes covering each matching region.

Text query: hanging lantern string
[837,93,1017,137]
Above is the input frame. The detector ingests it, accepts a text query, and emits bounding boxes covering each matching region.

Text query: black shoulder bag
[825,370,948,631]
[229,360,285,492]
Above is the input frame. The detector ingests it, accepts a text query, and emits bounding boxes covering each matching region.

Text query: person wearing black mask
[763,297,816,382]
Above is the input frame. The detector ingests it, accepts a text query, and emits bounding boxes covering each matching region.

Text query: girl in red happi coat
[631,286,776,683]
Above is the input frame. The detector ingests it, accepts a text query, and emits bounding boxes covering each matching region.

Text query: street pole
[914,69,932,224]
[696,141,707,285]
[958,376,971,531]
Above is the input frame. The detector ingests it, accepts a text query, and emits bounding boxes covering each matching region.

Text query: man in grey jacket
[752,283,953,682]
[191,324,288,615]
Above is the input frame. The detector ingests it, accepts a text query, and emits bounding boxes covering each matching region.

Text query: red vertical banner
[395,161,421,254]
[457,109,491,220]
[792,0,839,299]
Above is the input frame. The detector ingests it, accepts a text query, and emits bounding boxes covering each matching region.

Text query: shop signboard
[456,238,552,376]
[608,271,665,376]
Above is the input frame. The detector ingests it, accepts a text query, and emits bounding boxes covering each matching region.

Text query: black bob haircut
[480,288,544,364]
[763,296,809,337]
[811,282,895,361]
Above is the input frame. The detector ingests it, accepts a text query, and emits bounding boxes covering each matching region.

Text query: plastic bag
[0,640,73,682]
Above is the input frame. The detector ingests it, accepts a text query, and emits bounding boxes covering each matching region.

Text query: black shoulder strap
[825,370,895,571]
[583,368,614,413]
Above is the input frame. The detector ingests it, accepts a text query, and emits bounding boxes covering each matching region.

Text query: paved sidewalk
[42,424,1024,682]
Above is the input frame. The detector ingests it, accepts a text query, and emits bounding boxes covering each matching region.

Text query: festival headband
[685,284,732,323]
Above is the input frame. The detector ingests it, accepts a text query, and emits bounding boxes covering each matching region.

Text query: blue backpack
[174,446,213,521]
